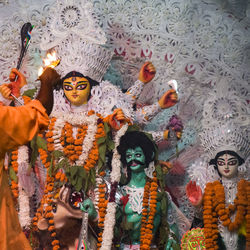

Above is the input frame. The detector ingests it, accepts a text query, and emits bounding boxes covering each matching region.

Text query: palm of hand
[186,181,202,206]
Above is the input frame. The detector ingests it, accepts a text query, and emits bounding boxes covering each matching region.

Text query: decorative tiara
[199,79,249,160]
[40,0,113,82]
[200,123,249,160]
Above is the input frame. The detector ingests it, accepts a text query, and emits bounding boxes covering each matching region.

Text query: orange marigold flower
[51,232,56,237]
[52,240,59,246]
[48,226,55,231]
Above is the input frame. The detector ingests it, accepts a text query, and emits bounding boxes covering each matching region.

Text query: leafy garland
[32,111,108,249]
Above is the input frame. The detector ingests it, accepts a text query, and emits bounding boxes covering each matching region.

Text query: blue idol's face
[125,146,146,172]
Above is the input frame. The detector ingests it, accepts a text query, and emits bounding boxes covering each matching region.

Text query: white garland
[94,173,103,212]
[100,202,117,250]
[76,115,98,166]
[18,185,31,229]
[53,116,64,151]
[101,123,128,249]
[51,111,99,166]
[110,124,128,183]
[17,145,32,228]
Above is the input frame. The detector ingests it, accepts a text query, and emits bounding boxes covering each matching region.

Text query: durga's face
[63,76,90,106]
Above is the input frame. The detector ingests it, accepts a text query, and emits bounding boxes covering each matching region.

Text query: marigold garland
[203,179,249,250]
[33,146,60,250]
[140,172,158,250]
[96,171,108,250]
[10,150,19,199]
[33,111,105,249]
[46,112,105,172]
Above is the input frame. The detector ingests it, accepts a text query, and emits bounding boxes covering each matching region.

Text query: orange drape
[0,100,49,250]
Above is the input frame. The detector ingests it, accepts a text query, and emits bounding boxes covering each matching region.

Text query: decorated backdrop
[0,0,249,221]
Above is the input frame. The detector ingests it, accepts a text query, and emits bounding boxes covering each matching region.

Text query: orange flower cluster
[46,117,56,152]
[46,112,105,172]
[203,180,250,249]
[10,150,19,199]
[140,172,158,250]
[97,171,108,249]
[62,123,87,162]
[55,171,67,182]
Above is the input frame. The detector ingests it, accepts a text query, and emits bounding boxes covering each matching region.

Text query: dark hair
[209,150,244,177]
[117,131,156,167]
[55,71,99,101]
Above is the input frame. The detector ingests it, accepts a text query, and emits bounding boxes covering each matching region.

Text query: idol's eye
[69,191,84,209]
[228,160,237,165]
[217,161,225,166]
[76,84,87,90]
[135,153,141,157]
[63,85,73,91]
[126,154,132,159]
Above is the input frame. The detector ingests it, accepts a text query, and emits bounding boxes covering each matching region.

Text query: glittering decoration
[181,228,206,249]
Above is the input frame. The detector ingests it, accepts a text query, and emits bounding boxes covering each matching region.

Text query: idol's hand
[37,67,61,115]
[158,89,178,109]
[163,129,182,141]
[1,68,27,98]
[0,84,13,100]
[175,131,182,140]
[138,61,156,83]
[79,198,97,221]
[39,67,60,87]
[109,108,129,130]
[186,181,203,206]
[159,160,173,174]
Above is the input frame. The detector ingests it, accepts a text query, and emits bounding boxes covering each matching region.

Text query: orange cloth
[0,100,49,250]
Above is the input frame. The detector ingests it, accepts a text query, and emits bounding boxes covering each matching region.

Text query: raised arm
[126,61,156,102]
[0,68,60,153]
